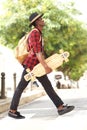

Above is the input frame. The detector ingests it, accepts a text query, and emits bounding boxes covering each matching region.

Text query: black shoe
[58,105,75,115]
[8,111,25,119]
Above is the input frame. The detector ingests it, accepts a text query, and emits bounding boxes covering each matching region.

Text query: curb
[0,89,45,114]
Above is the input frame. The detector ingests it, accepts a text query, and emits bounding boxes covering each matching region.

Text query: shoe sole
[8,113,25,119]
[58,106,75,115]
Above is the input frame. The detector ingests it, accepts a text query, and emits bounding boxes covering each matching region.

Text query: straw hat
[29,12,43,27]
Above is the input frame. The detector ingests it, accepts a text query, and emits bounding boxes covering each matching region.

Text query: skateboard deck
[24,51,69,81]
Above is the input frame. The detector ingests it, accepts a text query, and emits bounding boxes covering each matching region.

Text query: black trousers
[10,68,64,110]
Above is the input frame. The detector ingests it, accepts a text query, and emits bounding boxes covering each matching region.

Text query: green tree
[0,0,87,80]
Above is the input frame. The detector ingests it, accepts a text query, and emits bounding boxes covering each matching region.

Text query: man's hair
[32,22,36,27]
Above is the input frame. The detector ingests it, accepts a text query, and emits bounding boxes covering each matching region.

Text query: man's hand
[36,52,52,74]
[44,65,52,74]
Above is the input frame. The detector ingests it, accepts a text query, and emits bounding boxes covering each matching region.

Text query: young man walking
[8,12,74,119]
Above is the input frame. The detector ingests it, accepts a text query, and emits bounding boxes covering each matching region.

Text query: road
[0,88,87,130]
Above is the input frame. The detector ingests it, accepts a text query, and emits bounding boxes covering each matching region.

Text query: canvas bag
[14,29,41,64]
[14,33,30,64]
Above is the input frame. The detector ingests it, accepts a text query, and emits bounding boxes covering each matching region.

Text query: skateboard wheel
[26,68,30,72]
[65,58,69,62]
[59,49,64,53]
[24,74,30,81]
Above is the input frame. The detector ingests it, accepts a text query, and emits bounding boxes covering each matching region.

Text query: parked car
[54,71,71,89]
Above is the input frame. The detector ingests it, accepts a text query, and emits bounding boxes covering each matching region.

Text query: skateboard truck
[24,68,36,81]
[59,49,69,62]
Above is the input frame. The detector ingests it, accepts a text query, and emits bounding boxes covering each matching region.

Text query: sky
[59,0,87,22]
[0,0,7,15]
[0,0,87,23]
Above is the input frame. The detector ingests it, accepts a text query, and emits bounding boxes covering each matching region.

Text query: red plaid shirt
[23,28,43,70]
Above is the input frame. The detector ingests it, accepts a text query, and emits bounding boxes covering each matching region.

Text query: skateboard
[24,50,70,81]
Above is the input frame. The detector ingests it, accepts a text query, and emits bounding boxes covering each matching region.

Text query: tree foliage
[0,0,87,80]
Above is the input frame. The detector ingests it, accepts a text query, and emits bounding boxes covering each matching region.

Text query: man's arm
[36,52,52,74]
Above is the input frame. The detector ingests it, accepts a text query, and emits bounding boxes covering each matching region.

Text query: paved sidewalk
[0,87,45,115]
[0,88,87,130]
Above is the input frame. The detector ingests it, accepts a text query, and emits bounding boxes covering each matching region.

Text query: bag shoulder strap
[28,28,41,43]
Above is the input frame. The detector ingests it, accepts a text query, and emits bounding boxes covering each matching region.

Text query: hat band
[30,14,42,24]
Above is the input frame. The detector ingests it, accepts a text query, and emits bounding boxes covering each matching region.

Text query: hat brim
[29,14,43,27]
